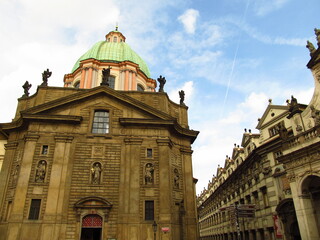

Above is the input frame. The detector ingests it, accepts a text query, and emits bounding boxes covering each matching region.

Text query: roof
[71,41,151,78]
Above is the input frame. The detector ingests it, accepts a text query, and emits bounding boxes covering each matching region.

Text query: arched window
[109,76,115,89]
[137,84,144,92]
[113,36,117,42]
[92,110,109,134]
[74,81,80,89]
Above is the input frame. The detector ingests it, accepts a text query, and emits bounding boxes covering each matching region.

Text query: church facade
[0,29,199,240]
[197,29,320,240]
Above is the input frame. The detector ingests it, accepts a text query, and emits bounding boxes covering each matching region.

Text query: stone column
[157,139,173,236]
[80,68,86,89]
[181,147,198,240]
[86,67,93,88]
[124,71,129,90]
[7,134,39,240]
[41,136,73,240]
[118,138,142,240]
[0,141,18,217]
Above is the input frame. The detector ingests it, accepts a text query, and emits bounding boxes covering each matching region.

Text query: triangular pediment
[21,86,175,121]
[256,104,289,130]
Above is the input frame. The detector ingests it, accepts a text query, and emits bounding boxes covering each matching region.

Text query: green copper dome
[71,41,151,78]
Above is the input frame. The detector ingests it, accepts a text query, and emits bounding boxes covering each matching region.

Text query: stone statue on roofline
[101,67,111,86]
[22,81,32,98]
[40,68,52,87]
[157,75,166,92]
[179,90,185,106]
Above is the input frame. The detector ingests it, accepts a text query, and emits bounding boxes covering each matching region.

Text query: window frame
[144,200,155,221]
[91,109,110,135]
[28,199,41,220]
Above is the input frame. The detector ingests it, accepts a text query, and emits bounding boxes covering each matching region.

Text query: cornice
[0,114,82,132]
[119,118,199,143]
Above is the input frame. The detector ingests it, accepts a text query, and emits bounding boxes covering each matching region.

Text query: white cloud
[193,92,269,193]
[168,81,194,105]
[253,0,290,16]
[178,9,199,34]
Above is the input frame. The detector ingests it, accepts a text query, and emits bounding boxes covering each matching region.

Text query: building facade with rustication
[0,29,199,240]
[197,29,320,240]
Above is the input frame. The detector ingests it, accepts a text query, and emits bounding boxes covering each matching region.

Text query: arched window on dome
[113,36,117,42]
[74,81,80,89]
[137,84,144,92]
[109,76,115,89]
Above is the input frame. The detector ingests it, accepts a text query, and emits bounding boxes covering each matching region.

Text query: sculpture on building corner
[35,160,47,183]
[306,41,316,57]
[41,68,52,87]
[157,75,166,92]
[310,105,320,126]
[179,90,185,106]
[101,67,111,86]
[145,163,154,184]
[314,28,320,47]
[91,162,102,184]
[22,81,32,98]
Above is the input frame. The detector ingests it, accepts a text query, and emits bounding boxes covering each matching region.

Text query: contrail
[221,0,250,118]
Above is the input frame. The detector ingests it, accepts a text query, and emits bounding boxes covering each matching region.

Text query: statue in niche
[306,41,316,57]
[35,160,47,183]
[91,162,102,184]
[174,168,180,188]
[157,75,166,92]
[315,28,320,47]
[12,164,20,185]
[22,81,32,98]
[145,163,154,184]
[101,67,111,86]
[179,90,185,105]
[310,105,320,126]
[40,68,52,87]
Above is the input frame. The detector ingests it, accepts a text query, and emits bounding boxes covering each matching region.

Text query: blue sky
[0,0,319,194]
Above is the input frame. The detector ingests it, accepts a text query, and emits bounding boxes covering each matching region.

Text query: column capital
[54,135,74,143]
[4,141,19,150]
[180,147,193,155]
[24,134,40,142]
[124,138,143,145]
[156,138,173,148]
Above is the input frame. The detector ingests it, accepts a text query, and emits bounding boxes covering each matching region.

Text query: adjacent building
[197,29,320,240]
[0,29,199,240]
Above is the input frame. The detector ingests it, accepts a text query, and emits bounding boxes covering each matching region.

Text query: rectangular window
[269,126,278,137]
[147,148,153,158]
[145,200,154,221]
[41,145,48,155]
[92,110,109,134]
[260,187,269,208]
[28,199,41,220]
[5,201,12,221]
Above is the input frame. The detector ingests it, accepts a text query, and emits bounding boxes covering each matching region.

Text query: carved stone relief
[174,168,180,189]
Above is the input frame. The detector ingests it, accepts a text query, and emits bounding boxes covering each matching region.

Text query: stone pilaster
[118,138,143,240]
[180,147,198,240]
[157,139,172,225]
[6,135,39,240]
[41,135,73,240]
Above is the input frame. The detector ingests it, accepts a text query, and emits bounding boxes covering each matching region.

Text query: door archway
[276,198,300,240]
[80,214,102,240]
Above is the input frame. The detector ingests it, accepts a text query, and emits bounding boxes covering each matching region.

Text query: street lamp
[152,221,157,240]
